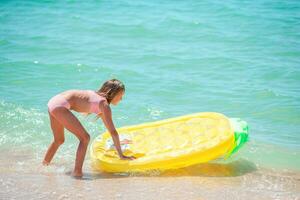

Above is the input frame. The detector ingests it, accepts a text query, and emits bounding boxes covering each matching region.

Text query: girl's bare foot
[42,160,50,166]
[71,170,83,178]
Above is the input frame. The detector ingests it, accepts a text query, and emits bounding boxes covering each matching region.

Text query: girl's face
[111,90,124,105]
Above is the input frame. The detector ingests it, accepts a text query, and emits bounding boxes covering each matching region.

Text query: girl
[43,79,135,177]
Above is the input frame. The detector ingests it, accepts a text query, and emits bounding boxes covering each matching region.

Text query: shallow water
[0,0,300,199]
[1,148,299,200]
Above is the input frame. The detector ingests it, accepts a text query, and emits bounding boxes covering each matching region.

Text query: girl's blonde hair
[97,79,125,104]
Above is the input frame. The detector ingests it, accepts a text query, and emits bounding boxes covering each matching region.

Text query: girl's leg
[43,111,65,165]
[50,107,90,177]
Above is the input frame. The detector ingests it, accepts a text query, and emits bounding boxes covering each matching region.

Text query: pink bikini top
[88,90,105,115]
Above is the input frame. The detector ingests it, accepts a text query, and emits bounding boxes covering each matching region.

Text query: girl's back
[60,90,106,114]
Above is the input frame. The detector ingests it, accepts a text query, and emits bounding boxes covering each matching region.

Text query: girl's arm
[100,102,135,160]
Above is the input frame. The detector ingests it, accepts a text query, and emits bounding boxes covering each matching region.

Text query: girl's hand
[119,154,136,160]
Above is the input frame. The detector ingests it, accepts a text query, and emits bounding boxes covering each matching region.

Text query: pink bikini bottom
[47,94,71,113]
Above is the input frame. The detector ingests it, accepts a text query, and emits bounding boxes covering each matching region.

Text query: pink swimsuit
[47,90,104,114]
[87,90,103,114]
[47,94,71,113]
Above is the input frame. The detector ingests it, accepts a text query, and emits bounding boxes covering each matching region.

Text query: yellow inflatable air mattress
[90,112,248,172]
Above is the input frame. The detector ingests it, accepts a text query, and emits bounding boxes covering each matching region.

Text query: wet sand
[1,148,299,200]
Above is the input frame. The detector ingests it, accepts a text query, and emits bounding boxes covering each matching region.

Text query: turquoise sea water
[0,0,300,172]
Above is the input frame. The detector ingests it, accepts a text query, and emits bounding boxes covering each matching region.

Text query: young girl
[43,79,135,177]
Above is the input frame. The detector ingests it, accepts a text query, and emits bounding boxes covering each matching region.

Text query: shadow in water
[160,158,257,177]
[81,158,257,180]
